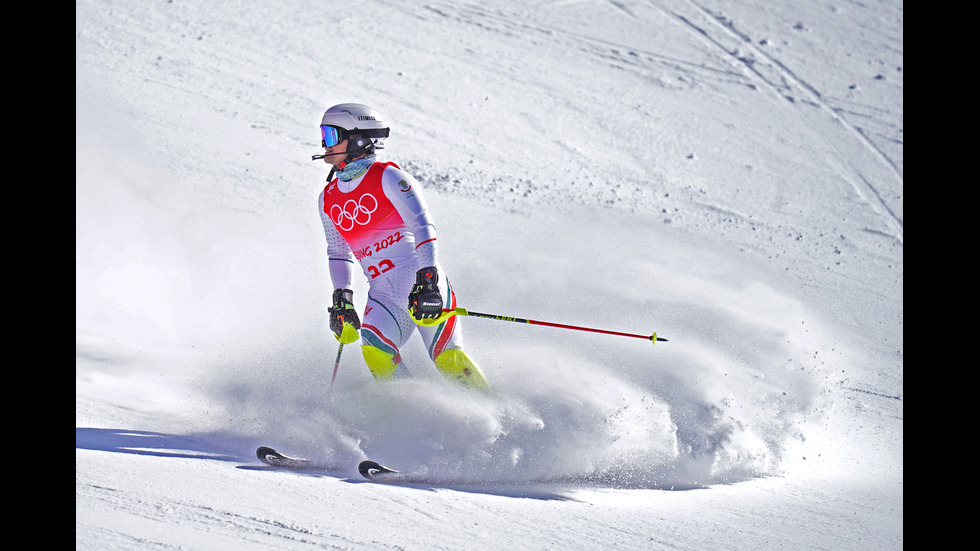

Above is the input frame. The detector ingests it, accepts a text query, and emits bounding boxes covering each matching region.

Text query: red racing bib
[322,162,414,280]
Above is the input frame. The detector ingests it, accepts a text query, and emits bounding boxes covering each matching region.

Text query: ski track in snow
[660,0,903,242]
[380,0,903,285]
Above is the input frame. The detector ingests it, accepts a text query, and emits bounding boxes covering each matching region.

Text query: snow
[76,0,902,549]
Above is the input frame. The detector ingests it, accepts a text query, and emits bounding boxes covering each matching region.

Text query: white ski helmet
[320,103,390,160]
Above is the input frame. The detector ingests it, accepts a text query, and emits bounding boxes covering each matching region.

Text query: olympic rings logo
[330,193,378,231]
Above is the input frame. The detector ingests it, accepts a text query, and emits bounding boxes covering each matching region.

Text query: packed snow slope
[76,0,902,549]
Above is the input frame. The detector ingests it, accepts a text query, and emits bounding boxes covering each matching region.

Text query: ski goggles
[321,125,346,148]
[321,125,390,148]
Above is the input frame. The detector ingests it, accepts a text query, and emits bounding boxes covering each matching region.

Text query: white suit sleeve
[318,189,354,290]
[381,166,438,269]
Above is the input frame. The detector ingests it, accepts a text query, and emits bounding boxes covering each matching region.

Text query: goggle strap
[353,127,390,139]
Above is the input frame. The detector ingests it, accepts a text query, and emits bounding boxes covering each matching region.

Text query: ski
[358,459,400,480]
[256,446,329,471]
[257,448,403,480]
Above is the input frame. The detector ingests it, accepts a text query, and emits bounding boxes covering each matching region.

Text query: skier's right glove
[328,288,360,344]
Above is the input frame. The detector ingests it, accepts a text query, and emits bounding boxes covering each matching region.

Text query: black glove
[328,288,360,343]
[409,266,443,320]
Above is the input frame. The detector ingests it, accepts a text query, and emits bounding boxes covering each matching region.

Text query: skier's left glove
[328,288,360,344]
[409,266,443,321]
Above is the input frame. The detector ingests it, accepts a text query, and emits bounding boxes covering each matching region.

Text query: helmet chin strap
[313,154,360,183]
[311,136,375,181]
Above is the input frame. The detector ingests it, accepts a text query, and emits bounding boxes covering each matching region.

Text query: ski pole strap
[446,308,667,344]
[410,307,459,326]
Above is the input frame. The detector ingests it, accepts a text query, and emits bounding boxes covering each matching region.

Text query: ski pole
[328,342,344,394]
[418,307,667,344]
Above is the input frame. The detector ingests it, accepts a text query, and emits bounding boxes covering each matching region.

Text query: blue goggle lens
[321,125,344,147]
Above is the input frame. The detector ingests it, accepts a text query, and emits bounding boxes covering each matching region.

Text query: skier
[316,103,489,390]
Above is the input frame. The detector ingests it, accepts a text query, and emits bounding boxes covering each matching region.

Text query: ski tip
[358,460,399,479]
[256,446,277,460]
[257,446,293,467]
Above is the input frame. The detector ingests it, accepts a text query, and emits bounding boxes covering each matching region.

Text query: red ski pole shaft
[446,308,667,343]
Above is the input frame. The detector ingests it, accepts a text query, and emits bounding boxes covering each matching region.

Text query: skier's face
[323,139,348,167]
